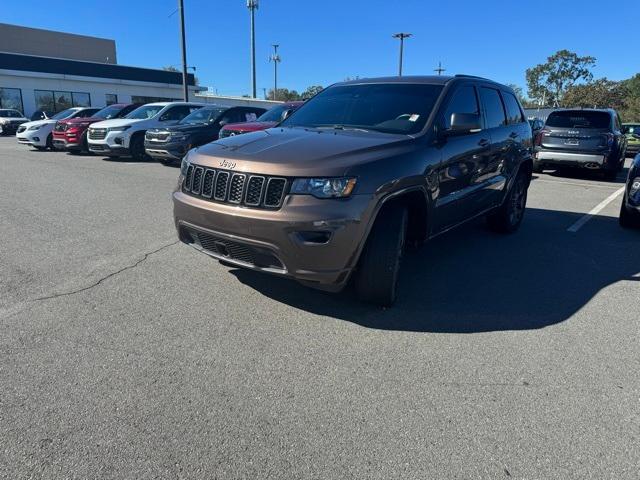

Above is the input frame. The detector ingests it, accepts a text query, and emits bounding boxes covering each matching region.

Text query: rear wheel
[533,162,544,174]
[487,169,528,233]
[619,200,640,228]
[354,205,408,307]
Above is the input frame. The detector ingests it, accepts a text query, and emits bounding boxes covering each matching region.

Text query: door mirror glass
[446,113,481,135]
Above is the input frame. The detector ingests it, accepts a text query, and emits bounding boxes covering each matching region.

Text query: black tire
[354,205,408,307]
[533,163,544,174]
[34,146,47,151]
[604,167,618,181]
[487,169,528,234]
[129,134,147,161]
[46,133,54,150]
[619,200,640,229]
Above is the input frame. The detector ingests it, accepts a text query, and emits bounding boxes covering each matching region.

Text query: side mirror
[281,109,293,122]
[445,113,481,136]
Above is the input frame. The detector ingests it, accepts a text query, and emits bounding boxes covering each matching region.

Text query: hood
[149,123,211,134]
[188,126,415,177]
[0,116,28,122]
[61,116,103,125]
[222,121,277,133]
[21,119,55,128]
[91,118,144,129]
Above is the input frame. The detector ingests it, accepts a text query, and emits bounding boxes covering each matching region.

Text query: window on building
[0,88,24,113]
[71,92,91,107]
[131,95,178,104]
[105,94,118,105]
[34,90,92,112]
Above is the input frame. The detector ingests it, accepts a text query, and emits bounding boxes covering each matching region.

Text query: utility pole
[434,61,446,75]
[262,87,267,99]
[269,44,281,100]
[247,0,258,98]
[178,0,189,101]
[392,33,412,76]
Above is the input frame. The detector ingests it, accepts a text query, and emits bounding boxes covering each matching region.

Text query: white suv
[87,102,204,160]
[16,107,100,150]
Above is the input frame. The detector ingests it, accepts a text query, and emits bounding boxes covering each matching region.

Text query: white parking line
[536,178,623,190]
[567,187,625,233]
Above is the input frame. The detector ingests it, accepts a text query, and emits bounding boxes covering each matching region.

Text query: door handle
[478,139,490,147]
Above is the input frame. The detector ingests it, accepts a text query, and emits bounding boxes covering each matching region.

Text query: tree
[621,74,640,121]
[563,78,628,110]
[302,85,323,99]
[267,88,302,101]
[526,50,596,107]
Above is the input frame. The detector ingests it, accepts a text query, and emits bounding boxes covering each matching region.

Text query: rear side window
[479,88,506,129]
[546,111,611,129]
[443,86,479,129]
[502,92,524,125]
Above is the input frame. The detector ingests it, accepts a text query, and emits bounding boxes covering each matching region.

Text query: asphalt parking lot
[1,137,638,479]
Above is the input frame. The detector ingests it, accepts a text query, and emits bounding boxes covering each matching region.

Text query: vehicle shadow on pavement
[536,166,629,184]
[231,208,640,333]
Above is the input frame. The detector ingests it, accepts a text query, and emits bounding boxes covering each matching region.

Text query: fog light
[33,137,40,142]
[296,231,332,244]
[114,137,123,145]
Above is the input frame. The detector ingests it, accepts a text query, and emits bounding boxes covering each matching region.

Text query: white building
[0,23,276,117]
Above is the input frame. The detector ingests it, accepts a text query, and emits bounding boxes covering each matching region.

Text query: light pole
[178,0,189,101]
[269,44,281,100]
[392,32,412,76]
[247,0,258,98]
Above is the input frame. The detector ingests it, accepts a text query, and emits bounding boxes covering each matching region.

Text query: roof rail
[454,74,492,81]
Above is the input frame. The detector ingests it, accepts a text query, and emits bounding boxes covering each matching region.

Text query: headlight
[28,125,41,131]
[108,126,131,132]
[290,177,357,198]
[631,178,640,195]
[0,119,8,125]
[180,153,191,176]
[170,132,188,140]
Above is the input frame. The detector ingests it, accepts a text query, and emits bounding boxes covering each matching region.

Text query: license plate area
[565,139,579,146]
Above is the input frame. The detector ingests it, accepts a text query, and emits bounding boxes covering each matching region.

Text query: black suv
[620,153,640,228]
[145,105,266,163]
[173,75,533,306]
[534,109,627,179]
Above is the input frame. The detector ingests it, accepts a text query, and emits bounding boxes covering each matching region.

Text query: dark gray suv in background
[533,109,627,179]
[174,75,533,306]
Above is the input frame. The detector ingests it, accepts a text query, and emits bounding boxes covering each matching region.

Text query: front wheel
[129,134,147,161]
[354,205,408,307]
[46,133,54,150]
[487,169,528,233]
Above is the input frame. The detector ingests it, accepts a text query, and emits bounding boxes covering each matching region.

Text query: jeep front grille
[183,165,287,209]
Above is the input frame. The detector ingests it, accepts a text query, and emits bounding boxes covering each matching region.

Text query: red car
[52,103,140,153]
[218,101,304,138]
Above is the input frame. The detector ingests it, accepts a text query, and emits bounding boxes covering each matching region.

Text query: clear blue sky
[4,0,637,97]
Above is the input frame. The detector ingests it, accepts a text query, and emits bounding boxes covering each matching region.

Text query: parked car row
[12,101,302,162]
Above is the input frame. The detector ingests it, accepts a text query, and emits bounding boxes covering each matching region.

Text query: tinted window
[282,83,444,134]
[76,108,99,118]
[51,109,77,120]
[0,88,23,112]
[105,94,118,105]
[179,107,226,125]
[479,88,506,128]
[546,111,611,129]
[502,92,524,125]
[258,104,297,122]
[443,86,479,129]
[94,105,126,119]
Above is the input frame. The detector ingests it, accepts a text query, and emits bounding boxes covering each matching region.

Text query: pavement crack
[33,241,179,302]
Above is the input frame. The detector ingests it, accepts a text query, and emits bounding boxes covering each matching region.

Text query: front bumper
[173,189,376,290]
[16,129,48,146]
[534,150,611,169]
[626,143,640,155]
[88,143,129,156]
[145,139,188,161]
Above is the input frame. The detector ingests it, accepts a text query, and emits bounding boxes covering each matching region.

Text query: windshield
[51,109,77,120]
[546,111,611,129]
[126,105,164,120]
[93,105,125,120]
[0,110,23,118]
[257,104,294,123]
[179,107,226,125]
[281,83,444,134]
